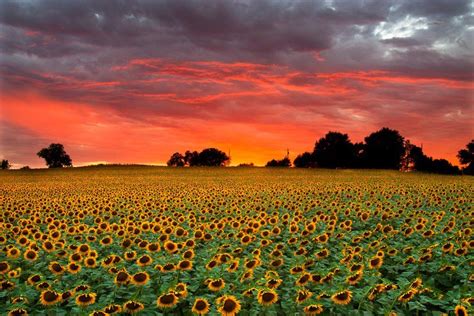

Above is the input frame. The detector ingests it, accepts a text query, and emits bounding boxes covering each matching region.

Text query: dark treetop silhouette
[167,148,230,167]
[457,140,474,175]
[37,143,73,168]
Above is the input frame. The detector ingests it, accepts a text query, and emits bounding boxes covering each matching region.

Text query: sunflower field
[0,167,472,316]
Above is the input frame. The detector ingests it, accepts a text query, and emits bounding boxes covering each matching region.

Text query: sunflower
[243,288,257,297]
[156,292,179,309]
[240,269,254,282]
[397,289,416,303]
[69,252,83,262]
[178,259,193,271]
[410,278,423,289]
[346,271,363,285]
[23,249,38,261]
[208,278,225,292]
[162,263,176,273]
[8,268,21,278]
[131,272,150,286]
[8,309,28,316]
[89,312,109,316]
[216,295,241,316]
[183,249,195,259]
[114,270,130,285]
[124,251,137,261]
[192,298,210,315]
[227,259,239,272]
[331,290,352,305]
[123,301,145,314]
[1,280,15,291]
[263,276,282,288]
[455,305,469,316]
[369,256,383,269]
[49,261,65,275]
[67,262,82,274]
[75,284,90,293]
[76,293,96,307]
[296,273,312,286]
[316,248,330,259]
[164,241,178,254]
[40,290,61,306]
[84,257,97,268]
[0,261,10,274]
[7,247,21,259]
[304,304,324,315]
[296,289,313,304]
[258,289,278,306]
[136,255,153,267]
[11,296,29,304]
[173,283,188,298]
[103,304,122,314]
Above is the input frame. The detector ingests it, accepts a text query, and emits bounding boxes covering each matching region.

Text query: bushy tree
[1,159,11,170]
[197,148,230,166]
[37,144,72,168]
[293,152,316,168]
[168,148,230,167]
[457,140,474,175]
[313,132,355,168]
[266,157,291,167]
[364,128,404,169]
[431,159,460,175]
[167,152,185,167]
[408,145,460,175]
[184,150,200,166]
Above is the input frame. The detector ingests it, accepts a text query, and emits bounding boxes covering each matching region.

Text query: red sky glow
[0,0,473,167]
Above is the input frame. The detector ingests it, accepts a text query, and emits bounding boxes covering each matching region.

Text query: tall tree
[364,128,404,169]
[313,132,355,168]
[1,159,11,170]
[37,143,73,168]
[457,140,474,175]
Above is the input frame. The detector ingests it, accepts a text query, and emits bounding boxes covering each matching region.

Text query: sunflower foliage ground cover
[0,167,472,316]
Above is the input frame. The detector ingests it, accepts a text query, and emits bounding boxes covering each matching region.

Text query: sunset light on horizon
[1,0,473,168]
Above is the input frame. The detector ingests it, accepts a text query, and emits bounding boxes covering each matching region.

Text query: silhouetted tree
[313,132,355,168]
[431,159,460,175]
[458,140,474,175]
[364,127,404,169]
[20,166,30,170]
[167,152,185,167]
[293,152,316,168]
[184,150,200,166]
[266,157,291,167]
[197,148,230,166]
[352,142,366,168]
[1,159,11,170]
[37,143,72,168]
[170,148,230,167]
[407,145,459,175]
[409,145,433,171]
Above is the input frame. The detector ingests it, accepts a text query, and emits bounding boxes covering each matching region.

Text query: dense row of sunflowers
[0,167,472,315]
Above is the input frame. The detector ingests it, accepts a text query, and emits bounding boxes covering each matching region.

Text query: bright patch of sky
[374,15,429,40]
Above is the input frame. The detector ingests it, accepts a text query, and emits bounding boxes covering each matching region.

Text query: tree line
[266,127,472,175]
[1,130,472,175]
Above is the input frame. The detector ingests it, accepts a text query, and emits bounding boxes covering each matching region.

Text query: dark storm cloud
[1,0,472,74]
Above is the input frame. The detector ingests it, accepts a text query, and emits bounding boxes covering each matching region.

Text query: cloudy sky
[0,0,473,167]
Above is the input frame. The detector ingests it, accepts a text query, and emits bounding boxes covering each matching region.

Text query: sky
[0,0,473,168]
